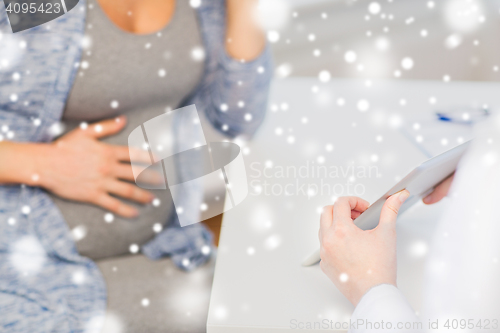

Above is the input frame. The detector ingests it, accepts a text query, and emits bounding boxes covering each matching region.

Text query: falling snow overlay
[207,0,500,328]
[1,0,499,331]
[268,0,498,82]
[0,0,272,331]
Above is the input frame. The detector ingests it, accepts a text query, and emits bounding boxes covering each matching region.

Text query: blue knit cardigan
[0,0,272,331]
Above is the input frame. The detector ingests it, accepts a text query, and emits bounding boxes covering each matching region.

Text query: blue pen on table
[436,106,491,125]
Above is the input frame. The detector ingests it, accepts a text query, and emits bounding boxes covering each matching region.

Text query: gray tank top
[49,0,205,260]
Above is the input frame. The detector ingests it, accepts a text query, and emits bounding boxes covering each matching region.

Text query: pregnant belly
[49,188,173,260]
[52,106,175,260]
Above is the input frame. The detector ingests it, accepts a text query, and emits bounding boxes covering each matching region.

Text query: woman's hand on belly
[36,116,155,218]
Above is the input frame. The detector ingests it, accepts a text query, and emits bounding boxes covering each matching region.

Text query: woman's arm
[189,0,273,138]
[0,117,154,217]
[225,0,265,61]
[0,141,46,185]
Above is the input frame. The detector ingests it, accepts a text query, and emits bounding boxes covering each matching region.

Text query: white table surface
[206,78,500,332]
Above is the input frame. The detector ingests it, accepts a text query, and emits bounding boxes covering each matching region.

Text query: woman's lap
[96,254,215,333]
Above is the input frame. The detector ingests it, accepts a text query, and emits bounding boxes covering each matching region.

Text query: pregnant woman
[0,0,271,331]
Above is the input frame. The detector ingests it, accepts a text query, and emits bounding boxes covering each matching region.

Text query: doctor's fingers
[332,197,370,225]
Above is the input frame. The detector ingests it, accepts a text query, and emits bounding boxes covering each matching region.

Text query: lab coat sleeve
[349,284,421,333]
[350,116,500,333]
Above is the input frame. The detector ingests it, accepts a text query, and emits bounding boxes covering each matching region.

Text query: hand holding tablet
[317,192,410,306]
[303,140,471,266]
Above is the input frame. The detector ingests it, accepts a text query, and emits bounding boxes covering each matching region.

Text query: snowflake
[72,270,87,285]
[357,100,370,112]
[267,30,280,43]
[21,205,31,215]
[318,70,331,83]
[129,244,139,254]
[344,50,357,63]
[9,236,46,275]
[153,223,162,233]
[339,273,349,283]
[401,57,414,70]
[104,213,114,223]
[368,2,381,15]
[191,46,205,61]
[189,0,201,8]
[71,225,88,241]
[201,245,211,255]
[264,234,282,250]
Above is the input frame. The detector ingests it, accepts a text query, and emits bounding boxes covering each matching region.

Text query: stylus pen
[302,249,321,266]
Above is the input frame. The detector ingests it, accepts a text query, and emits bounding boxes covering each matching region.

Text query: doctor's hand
[318,191,410,306]
[423,173,454,205]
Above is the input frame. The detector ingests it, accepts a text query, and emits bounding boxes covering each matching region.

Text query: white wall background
[265,0,500,82]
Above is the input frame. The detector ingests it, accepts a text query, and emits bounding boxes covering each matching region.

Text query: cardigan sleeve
[142,0,272,268]
[187,0,273,139]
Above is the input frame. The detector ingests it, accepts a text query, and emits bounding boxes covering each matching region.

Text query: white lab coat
[350,117,500,333]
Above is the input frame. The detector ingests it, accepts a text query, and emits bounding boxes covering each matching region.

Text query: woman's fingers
[378,190,410,231]
[113,163,164,184]
[83,116,127,139]
[112,146,152,164]
[106,180,154,204]
[93,193,139,218]
[423,174,455,205]
[112,164,137,182]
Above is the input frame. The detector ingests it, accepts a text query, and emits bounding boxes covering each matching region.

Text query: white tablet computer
[302,140,471,266]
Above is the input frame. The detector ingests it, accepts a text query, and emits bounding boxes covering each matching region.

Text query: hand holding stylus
[318,191,410,306]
